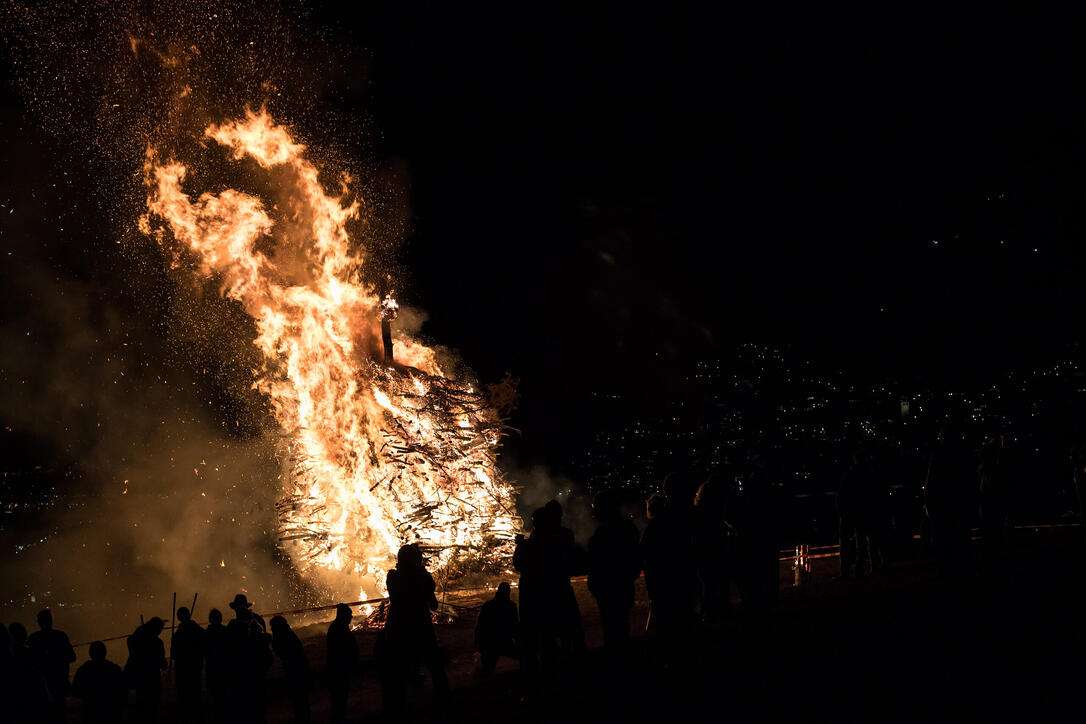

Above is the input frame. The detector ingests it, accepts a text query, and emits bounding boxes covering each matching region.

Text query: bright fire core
[140,109,520,600]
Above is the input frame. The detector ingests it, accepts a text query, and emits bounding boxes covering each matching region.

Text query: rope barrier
[259,596,388,619]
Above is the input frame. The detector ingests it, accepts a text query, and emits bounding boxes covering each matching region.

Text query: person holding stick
[226,594,271,724]
[171,606,205,724]
[124,617,168,724]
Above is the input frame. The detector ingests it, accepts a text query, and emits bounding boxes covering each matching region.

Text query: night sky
[4,6,1086,469]
[317,10,1086,463]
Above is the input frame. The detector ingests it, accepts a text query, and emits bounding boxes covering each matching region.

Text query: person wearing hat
[227,594,266,636]
[226,594,272,724]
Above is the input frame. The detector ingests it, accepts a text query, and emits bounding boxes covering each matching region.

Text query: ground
[65,526,1086,722]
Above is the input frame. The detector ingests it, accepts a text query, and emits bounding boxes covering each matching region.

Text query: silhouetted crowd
[832,411,1024,585]
[922,419,1013,577]
[0,464,784,723]
[508,468,781,695]
[0,538,467,724]
[2,433,1034,722]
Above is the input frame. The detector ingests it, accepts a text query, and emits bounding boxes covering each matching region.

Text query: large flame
[140,109,519,599]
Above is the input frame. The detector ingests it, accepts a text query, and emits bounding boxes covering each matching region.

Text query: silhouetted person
[0,623,19,724]
[226,595,272,724]
[542,499,586,666]
[926,415,978,578]
[326,604,357,724]
[124,617,167,724]
[663,471,704,619]
[980,434,1009,564]
[270,616,310,724]
[641,492,697,663]
[72,641,125,724]
[0,623,11,716]
[662,472,699,528]
[729,465,780,622]
[474,582,519,676]
[249,625,274,724]
[28,609,75,723]
[227,594,266,636]
[862,449,893,570]
[380,544,449,718]
[9,621,52,724]
[693,473,733,622]
[838,451,873,578]
[513,507,561,692]
[588,490,642,653]
[203,609,229,723]
[171,606,204,724]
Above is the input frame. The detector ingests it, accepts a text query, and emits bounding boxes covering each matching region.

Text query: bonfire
[140,108,520,601]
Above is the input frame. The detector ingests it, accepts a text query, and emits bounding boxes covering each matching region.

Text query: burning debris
[380,294,398,362]
[141,109,520,600]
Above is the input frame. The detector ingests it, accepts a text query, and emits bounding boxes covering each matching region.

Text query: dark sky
[310,8,1086,462]
[5,6,1086,469]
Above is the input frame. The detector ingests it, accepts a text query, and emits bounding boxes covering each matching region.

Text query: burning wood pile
[276,362,520,583]
[141,109,521,601]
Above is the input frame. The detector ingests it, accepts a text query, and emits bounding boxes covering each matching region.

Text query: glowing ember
[140,108,519,599]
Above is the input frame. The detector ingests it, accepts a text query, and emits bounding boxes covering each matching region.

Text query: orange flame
[141,109,519,599]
